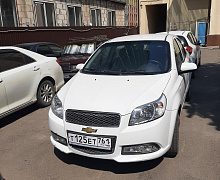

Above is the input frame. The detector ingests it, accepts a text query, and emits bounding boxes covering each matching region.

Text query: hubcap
[40,83,53,102]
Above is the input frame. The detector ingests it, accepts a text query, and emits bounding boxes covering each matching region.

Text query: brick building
[0,0,138,27]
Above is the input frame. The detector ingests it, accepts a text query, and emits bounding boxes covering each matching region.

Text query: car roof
[15,42,60,46]
[107,33,173,43]
[165,31,191,36]
[66,36,108,45]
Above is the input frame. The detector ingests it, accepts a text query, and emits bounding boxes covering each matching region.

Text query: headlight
[51,94,63,119]
[71,65,77,71]
[129,94,167,126]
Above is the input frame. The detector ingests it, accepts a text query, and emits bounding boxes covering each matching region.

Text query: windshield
[82,41,171,75]
[63,43,95,55]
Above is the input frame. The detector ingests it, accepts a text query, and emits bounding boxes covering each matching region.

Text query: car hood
[62,73,171,115]
[58,54,90,64]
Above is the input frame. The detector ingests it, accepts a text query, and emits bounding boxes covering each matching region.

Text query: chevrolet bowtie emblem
[82,127,97,133]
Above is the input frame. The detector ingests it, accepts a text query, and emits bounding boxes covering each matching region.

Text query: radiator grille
[66,109,121,127]
[60,63,71,72]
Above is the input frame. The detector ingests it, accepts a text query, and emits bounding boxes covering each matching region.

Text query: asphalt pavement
[0,47,220,180]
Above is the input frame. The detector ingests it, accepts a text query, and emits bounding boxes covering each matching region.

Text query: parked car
[15,42,63,58]
[0,46,64,119]
[58,36,108,80]
[49,34,197,162]
[166,31,201,66]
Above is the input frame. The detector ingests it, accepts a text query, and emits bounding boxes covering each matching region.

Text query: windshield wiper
[130,70,156,75]
[83,68,102,74]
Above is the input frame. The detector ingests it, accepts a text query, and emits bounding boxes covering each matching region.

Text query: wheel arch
[37,76,55,91]
[35,76,56,100]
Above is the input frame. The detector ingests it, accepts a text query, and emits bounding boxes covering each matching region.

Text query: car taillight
[186,46,193,55]
[56,59,60,65]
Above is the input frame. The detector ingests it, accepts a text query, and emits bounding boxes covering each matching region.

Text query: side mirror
[196,40,201,45]
[180,62,197,74]
[76,63,85,70]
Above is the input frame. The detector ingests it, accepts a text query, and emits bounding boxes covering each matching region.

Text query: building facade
[0,0,138,27]
[139,0,220,46]
[208,0,220,46]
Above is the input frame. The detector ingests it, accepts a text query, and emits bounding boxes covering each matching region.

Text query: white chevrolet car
[49,34,197,162]
[0,46,64,119]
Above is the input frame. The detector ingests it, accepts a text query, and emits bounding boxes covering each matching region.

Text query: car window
[63,43,95,55]
[173,39,184,72]
[0,49,26,72]
[37,45,52,55]
[177,35,189,47]
[49,44,63,54]
[176,38,186,60]
[82,41,171,75]
[22,54,36,64]
[189,33,197,45]
[187,33,194,45]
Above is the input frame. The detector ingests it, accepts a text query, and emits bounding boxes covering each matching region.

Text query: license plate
[68,132,112,150]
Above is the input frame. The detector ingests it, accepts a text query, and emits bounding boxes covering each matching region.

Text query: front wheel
[166,115,180,157]
[37,80,55,107]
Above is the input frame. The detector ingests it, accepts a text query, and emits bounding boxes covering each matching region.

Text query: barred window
[68,6,82,26]
[0,0,18,27]
[34,1,55,27]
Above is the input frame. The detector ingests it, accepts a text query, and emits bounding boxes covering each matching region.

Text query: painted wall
[139,0,209,35]
[209,0,220,35]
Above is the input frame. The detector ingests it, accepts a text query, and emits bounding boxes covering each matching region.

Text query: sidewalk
[200,46,220,65]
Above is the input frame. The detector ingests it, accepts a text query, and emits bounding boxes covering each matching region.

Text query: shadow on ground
[0,104,39,128]
[54,148,163,174]
[184,63,220,131]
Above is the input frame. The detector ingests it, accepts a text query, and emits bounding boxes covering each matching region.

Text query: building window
[68,6,82,26]
[34,2,55,27]
[108,11,116,26]
[90,9,101,26]
[0,0,17,27]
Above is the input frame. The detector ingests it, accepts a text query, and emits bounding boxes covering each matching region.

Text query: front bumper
[48,109,177,162]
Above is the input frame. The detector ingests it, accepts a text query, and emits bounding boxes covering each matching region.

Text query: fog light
[122,143,160,155]
[51,132,67,146]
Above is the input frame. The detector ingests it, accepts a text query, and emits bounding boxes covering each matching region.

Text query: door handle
[33,66,40,71]
[0,78,3,83]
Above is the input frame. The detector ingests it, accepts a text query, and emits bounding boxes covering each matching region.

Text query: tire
[198,57,201,66]
[186,86,191,102]
[37,80,55,107]
[166,115,180,157]
[192,71,196,79]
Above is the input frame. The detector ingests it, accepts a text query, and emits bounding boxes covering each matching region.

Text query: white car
[49,34,197,162]
[0,46,64,119]
[167,31,201,66]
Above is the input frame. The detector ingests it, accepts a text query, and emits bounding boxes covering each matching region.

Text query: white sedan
[0,46,64,119]
[167,31,201,66]
[49,34,197,162]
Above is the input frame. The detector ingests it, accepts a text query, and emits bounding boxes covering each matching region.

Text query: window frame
[90,8,102,26]
[108,10,116,26]
[67,6,82,26]
[34,1,56,27]
[0,0,18,27]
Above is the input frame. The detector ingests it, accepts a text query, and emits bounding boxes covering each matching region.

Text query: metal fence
[0,26,139,47]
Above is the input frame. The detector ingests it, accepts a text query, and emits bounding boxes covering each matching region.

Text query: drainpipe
[205,0,212,45]
[138,0,140,34]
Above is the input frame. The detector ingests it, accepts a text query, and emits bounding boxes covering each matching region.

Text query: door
[0,49,41,110]
[0,77,8,115]
[197,22,206,45]
[173,39,189,103]
[146,4,167,33]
